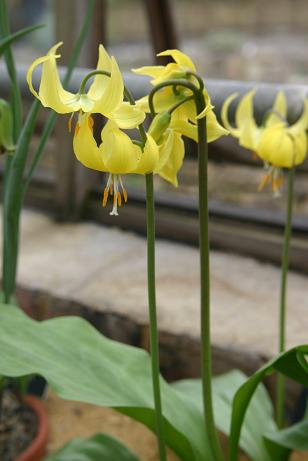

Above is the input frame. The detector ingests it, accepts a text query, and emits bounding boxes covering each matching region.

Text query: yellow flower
[133,49,228,142]
[73,114,184,214]
[27,42,145,129]
[222,89,308,193]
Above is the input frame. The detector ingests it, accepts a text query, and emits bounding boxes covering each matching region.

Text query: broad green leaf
[264,419,308,456]
[0,24,44,56]
[173,370,276,461]
[230,346,308,461]
[44,433,140,461]
[0,304,209,461]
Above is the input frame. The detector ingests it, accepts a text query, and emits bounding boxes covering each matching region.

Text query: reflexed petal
[289,99,308,134]
[157,49,196,71]
[27,42,78,113]
[238,118,260,150]
[92,57,124,115]
[154,129,174,171]
[135,95,150,112]
[73,114,106,171]
[100,122,138,174]
[235,89,257,131]
[111,102,145,129]
[134,134,159,174]
[87,44,112,100]
[151,87,180,112]
[171,119,198,142]
[159,131,185,186]
[221,93,240,137]
[266,91,287,126]
[206,110,229,143]
[132,65,165,79]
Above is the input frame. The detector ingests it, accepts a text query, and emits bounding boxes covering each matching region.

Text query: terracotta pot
[16,395,48,461]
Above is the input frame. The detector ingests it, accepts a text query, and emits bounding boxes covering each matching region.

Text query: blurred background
[2,0,308,269]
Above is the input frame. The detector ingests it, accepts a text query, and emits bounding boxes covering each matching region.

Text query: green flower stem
[2,0,95,302]
[124,86,167,461]
[276,167,295,428]
[149,78,224,460]
[195,91,225,461]
[145,173,167,461]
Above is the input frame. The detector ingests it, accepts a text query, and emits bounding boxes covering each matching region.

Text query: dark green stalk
[194,90,225,461]
[276,167,295,428]
[149,78,224,460]
[0,0,23,139]
[145,173,167,461]
[3,0,95,301]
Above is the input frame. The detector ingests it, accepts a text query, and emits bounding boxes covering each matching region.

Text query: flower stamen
[102,174,128,215]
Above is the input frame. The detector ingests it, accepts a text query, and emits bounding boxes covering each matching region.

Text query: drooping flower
[73,113,183,214]
[222,90,308,193]
[133,49,228,141]
[27,42,145,129]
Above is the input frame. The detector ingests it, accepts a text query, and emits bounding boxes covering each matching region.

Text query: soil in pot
[0,390,38,461]
[46,391,308,461]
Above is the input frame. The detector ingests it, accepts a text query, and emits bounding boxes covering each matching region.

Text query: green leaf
[44,433,140,461]
[0,98,15,152]
[0,24,44,56]
[173,370,276,461]
[0,304,209,461]
[229,346,308,461]
[264,419,308,456]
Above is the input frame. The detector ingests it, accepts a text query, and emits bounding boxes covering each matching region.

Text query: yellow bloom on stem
[133,49,228,142]
[27,42,145,129]
[222,89,308,193]
[73,114,183,214]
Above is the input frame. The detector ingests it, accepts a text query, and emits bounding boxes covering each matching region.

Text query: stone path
[10,208,308,360]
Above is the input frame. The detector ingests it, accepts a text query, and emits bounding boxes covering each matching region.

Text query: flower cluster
[222,89,308,194]
[27,44,227,214]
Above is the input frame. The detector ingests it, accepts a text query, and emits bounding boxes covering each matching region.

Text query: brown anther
[102,188,109,207]
[258,174,270,192]
[74,123,80,137]
[122,188,128,203]
[88,115,94,131]
[110,183,113,195]
[252,151,258,161]
[117,191,122,207]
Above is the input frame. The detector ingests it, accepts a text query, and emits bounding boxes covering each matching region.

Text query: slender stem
[195,91,225,461]
[130,86,167,460]
[145,173,167,461]
[276,167,295,428]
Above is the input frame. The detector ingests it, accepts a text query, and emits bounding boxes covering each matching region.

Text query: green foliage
[229,346,308,461]
[0,99,14,152]
[0,24,43,57]
[44,433,140,461]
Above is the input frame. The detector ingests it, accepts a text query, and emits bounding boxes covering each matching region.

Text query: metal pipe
[1,63,307,122]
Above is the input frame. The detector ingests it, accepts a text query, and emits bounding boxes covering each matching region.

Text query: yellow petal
[221,93,240,137]
[257,124,307,168]
[92,56,124,116]
[235,89,257,131]
[73,114,106,171]
[135,95,150,112]
[132,65,165,79]
[206,110,229,143]
[87,44,112,101]
[266,91,287,127]
[28,42,79,113]
[154,129,175,171]
[157,49,196,71]
[134,134,159,174]
[170,118,198,142]
[158,131,185,187]
[288,99,308,134]
[110,102,145,129]
[100,122,138,174]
